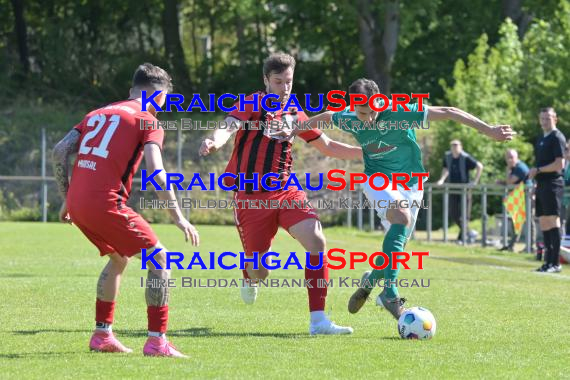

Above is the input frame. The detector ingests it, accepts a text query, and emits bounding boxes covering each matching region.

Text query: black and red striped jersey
[224,91,322,193]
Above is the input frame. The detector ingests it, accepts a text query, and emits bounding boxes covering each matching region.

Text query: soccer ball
[398,307,436,340]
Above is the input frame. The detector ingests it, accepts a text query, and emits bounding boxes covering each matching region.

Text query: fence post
[357,188,363,230]
[347,186,352,228]
[503,187,509,248]
[482,185,487,247]
[41,127,48,223]
[369,204,374,231]
[443,185,449,243]
[525,184,532,253]
[427,185,432,242]
[461,188,467,244]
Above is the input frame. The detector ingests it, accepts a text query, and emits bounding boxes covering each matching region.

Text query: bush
[8,207,41,222]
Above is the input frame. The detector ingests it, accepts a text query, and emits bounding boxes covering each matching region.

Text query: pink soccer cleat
[143,336,188,358]
[89,330,133,353]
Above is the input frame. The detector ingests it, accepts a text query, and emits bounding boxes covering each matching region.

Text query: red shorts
[233,189,318,256]
[68,198,158,257]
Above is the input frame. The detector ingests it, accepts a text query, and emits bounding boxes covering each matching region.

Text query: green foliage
[395,0,504,99]
[7,206,41,221]
[517,1,570,142]
[1,0,569,226]
[433,19,528,183]
[432,1,570,181]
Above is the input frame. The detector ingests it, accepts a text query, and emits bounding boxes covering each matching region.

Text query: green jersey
[331,102,428,186]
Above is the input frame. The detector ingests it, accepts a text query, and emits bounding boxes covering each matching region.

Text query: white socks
[148,331,166,338]
[310,311,326,324]
[95,322,112,332]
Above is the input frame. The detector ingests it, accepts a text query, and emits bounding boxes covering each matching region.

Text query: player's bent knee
[298,224,326,253]
[308,233,326,253]
[108,253,129,271]
[387,208,412,226]
[146,243,168,270]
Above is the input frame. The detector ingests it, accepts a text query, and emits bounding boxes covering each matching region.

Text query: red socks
[147,305,169,334]
[305,255,328,312]
[95,299,115,324]
[241,255,328,312]
[96,299,168,334]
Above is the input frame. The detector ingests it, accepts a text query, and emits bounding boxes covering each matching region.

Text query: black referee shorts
[535,178,564,217]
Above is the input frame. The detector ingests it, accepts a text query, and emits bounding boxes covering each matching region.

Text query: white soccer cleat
[240,282,258,305]
[309,319,354,335]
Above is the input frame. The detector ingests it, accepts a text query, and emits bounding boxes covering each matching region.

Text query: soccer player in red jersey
[53,63,199,357]
[199,53,361,335]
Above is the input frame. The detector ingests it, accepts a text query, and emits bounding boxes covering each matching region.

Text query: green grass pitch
[1,222,569,379]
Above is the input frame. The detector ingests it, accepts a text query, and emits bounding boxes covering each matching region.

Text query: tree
[356,0,400,94]
[10,0,29,75]
[162,0,192,91]
[501,0,532,38]
[433,19,530,184]
[431,0,570,181]
[393,0,504,100]
[517,0,570,142]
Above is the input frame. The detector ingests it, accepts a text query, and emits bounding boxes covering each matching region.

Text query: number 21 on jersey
[78,114,120,159]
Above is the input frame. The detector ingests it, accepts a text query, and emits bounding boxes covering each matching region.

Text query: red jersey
[224,91,322,193]
[67,99,163,208]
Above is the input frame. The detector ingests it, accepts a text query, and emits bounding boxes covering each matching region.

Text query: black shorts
[449,193,472,223]
[535,179,564,217]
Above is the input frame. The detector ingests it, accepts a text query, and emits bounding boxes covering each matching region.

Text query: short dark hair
[348,78,380,98]
[263,53,296,77]
[540,107,556,114]
[132,63,173,93]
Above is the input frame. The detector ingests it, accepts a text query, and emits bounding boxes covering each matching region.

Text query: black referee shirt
[535,129,566,181]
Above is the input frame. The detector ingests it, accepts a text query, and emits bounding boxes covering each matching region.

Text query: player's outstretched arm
[266,111,335,140]
[199,116,241,156]
[301,111,335,135]
[428,106,516,141]
[144,144,200,246]
[309,132,363,160]
[52,129,80,223]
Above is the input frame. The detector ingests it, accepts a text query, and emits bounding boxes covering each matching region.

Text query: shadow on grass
[0,351,85,359]
[13,329,90,335]
[376,337,402,341]
[431,255,533,269]
[0,273,96,279]
[0,273,36,278]
[13,327,309,339]
[121,328,309,339]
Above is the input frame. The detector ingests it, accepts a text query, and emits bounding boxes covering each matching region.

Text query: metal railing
[1,127,539,250]
[346,182,535,252]
[0,172,537,251]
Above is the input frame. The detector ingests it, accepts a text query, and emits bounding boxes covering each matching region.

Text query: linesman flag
[503,183,526,235]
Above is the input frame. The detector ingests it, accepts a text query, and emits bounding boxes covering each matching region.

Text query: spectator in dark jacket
[436,140,483,244]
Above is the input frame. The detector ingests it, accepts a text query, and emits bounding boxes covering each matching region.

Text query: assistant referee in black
[528,107,566,273]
